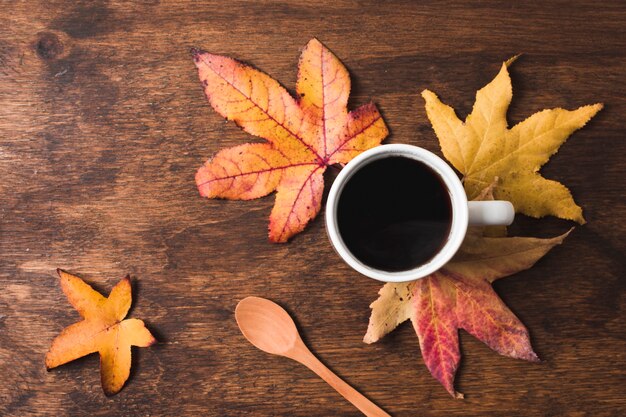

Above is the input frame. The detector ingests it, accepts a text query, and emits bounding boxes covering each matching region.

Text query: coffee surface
[337,156,452,272]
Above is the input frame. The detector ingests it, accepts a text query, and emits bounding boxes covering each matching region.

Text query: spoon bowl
[235,296,299,356]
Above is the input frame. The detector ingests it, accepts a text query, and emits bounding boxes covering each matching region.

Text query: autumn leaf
[46,270,156,396]
[422,58,602,224]
[364,186,571,398]
[192,38,388,242]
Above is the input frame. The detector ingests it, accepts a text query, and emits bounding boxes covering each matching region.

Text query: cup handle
[467,201,515,226]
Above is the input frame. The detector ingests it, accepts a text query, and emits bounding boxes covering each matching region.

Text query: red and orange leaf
[192,38,388,242]
[364,188,570,398]
[46,270,156,396]
[411,274,461,398]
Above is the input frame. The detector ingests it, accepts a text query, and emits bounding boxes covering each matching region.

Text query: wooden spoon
[235,296,391,417]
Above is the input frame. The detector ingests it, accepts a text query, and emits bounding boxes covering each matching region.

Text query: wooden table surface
[1,1,624,416]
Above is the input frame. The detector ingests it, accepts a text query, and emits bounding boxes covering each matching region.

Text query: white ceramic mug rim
[325,144,469,283]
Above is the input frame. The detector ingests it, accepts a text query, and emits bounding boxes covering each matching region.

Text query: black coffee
[337,156,452,272]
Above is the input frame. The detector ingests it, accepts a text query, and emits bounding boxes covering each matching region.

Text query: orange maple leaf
[46,270,156,396]
[192,38,389,242]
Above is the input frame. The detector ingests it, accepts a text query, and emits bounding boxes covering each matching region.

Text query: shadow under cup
[334,155,453,273]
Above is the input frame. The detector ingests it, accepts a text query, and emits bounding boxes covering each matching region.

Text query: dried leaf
[422,59,602,223]
[364,188,571,398]
[192,38,388,242]
[46,270,156,396]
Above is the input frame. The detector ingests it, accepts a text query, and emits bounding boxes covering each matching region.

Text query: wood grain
[0,0,624,416]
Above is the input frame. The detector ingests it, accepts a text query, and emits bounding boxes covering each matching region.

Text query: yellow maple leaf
[46,270,156,396]
[422,58,602,223]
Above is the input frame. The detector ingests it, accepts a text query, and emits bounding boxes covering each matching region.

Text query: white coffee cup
[325,144,514,283]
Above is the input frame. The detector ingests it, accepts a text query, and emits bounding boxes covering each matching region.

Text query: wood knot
[35,32,64,60]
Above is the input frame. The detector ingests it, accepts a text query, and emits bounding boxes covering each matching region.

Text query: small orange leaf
[192,38,389,242]
[46,270,156,396]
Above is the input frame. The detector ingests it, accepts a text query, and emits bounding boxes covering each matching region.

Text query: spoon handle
[296,348,391,417]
